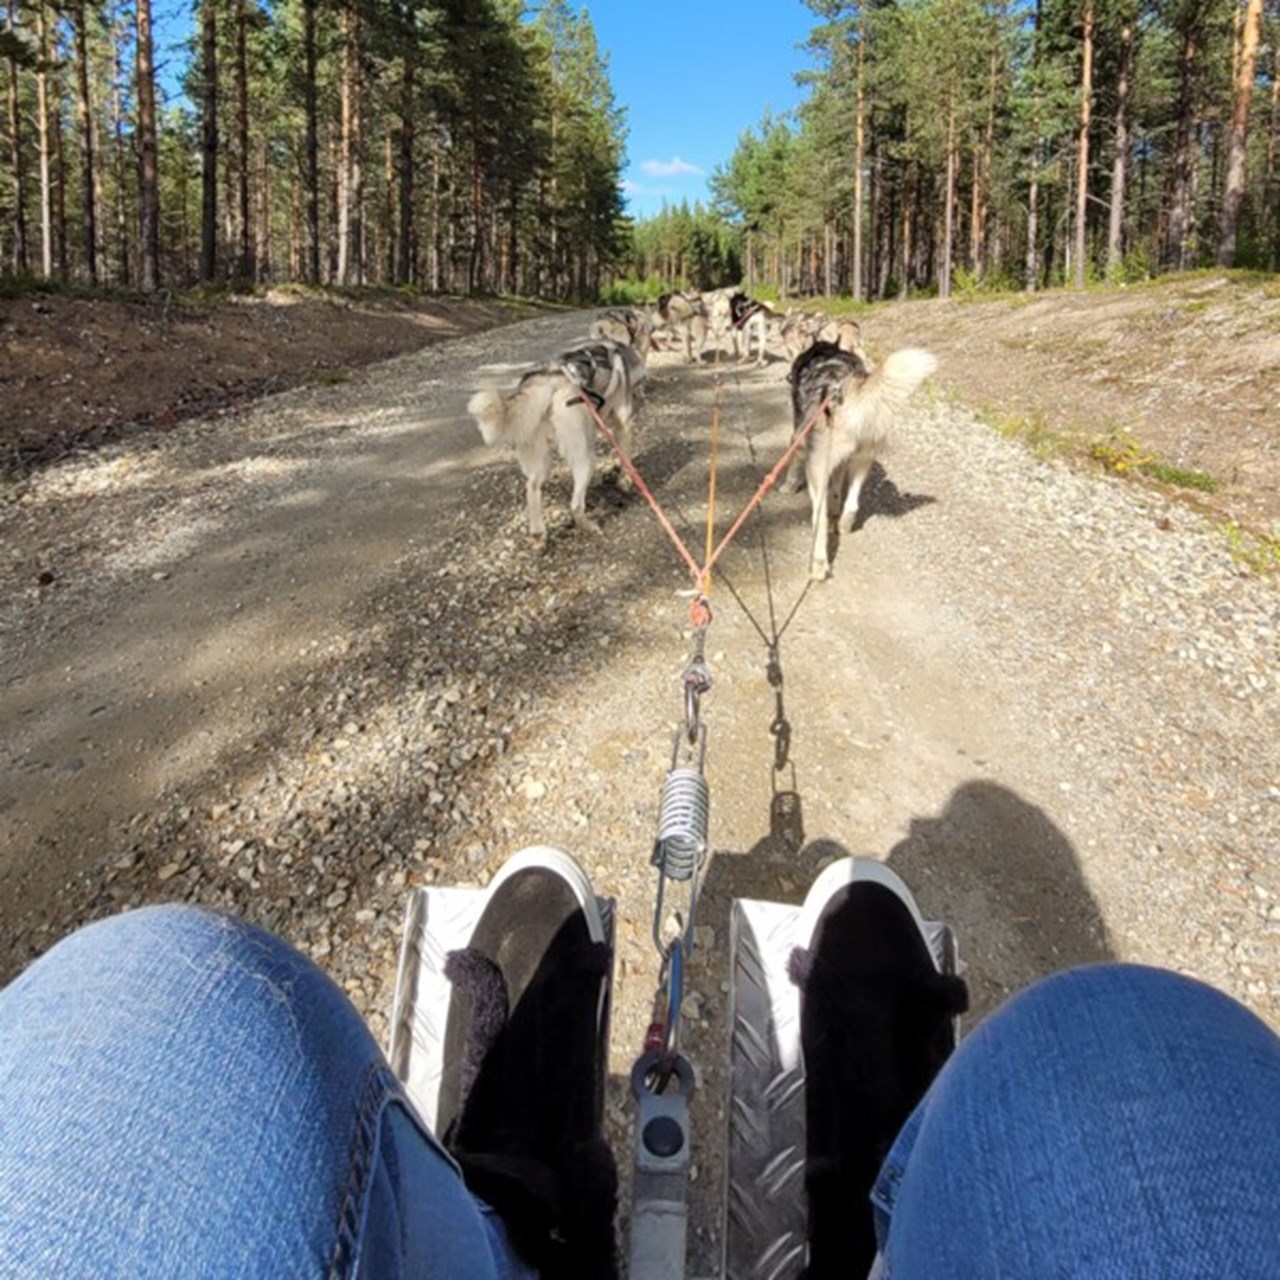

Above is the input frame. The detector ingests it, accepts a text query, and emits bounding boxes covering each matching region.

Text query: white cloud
[639,157,704,179]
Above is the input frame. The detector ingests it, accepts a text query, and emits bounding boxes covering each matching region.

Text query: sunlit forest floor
[1,284,544,477]
[859,271,1280,537]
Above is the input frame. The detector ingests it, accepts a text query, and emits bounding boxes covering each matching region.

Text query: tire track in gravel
[1,310,1275,1277]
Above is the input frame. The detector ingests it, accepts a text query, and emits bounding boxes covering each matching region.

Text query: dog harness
[730,293,766,330]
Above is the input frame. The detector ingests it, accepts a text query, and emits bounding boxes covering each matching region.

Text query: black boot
[440,850,618,1279]
[790,871,968,1279]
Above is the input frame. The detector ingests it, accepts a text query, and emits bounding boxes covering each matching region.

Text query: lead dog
[729,291,782,366]
[655,291,709,362]
[788,341,937,579]
[467,340,639,539]
[589,308,653,359]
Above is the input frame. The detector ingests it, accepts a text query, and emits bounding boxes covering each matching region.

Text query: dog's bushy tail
[838,347,937,445]
[467,389,509,447]
[468,377,558,450]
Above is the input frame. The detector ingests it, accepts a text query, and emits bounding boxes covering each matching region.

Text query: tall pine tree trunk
[851,20,866,301]
[1216,0,1264,265]
[900,160,913,300]
[397,38,415,285]
[975,41,998,277]
[35,0,52,277]
[235,0,252,279]
[1073,0,1094,288]
[52,70,66,276]
[1267,46,1279,268]
[6,0,29,272]
[1107,18,1133,276]
[200,0,217,280]
[1026,143,1040,291]
[336,4,364,285]
[74,0,98,284]
[302,0,319,283]
[940,94,956,299]
[135,0,161,290]
[1166,16,1201,269]
[383,131,394,281]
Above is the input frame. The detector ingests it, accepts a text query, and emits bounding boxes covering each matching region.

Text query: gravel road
[2,309,1276,1273]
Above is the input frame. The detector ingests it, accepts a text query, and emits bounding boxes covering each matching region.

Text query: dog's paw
[838,511,857,534]
[810,559,832,582]
[573,513,603,536]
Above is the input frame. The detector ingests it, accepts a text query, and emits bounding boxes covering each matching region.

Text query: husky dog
[467,340,639,539]
[787,341,937,579]
[560,336,646,405]
[780,310,825,361]
[655,291,709,362]
[589,307,653,359]
[818,316,866,358]
[702,287,743,359]
[779,311,865,362]
[729,291,781,366]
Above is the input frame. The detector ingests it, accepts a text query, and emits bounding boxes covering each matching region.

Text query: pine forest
[1,0,1277,302]
[0,0,626,297]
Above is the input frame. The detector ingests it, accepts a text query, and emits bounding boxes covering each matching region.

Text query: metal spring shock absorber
[652,727,709,883]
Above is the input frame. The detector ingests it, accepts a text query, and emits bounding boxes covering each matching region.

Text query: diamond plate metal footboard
[387,884,615,1132]
[723,897,957,1280]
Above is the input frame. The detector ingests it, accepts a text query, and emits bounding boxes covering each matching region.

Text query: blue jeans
[1,906,1276,1278]
[0,906,534,1280]
[873,964,1280,1278]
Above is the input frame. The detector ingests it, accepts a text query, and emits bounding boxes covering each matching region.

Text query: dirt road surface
[2,306,1276,1273]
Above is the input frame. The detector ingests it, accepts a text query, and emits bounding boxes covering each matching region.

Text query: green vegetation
[1141,461,1221,493]
[1,0,627,301]
[1220,523,1280,576]
[986,408,1071,462]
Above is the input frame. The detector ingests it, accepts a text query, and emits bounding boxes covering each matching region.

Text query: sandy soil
[865,274,1280,531]
[1,285,542,474]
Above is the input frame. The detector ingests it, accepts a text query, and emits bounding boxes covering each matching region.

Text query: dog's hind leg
[558,406,601,535]
[609,392,636,493]
[516,439,552,539]
[753,315,768,367]
[838,450,876,534]
[807,444,834,581]
[568,450,601,535]
[783,442,806,495]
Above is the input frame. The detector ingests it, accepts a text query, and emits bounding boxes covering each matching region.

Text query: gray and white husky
[589,307,653,359]
[787,341,937,579]
[780,310,866,362]
[655,290,709,362]
[467,339,640,539]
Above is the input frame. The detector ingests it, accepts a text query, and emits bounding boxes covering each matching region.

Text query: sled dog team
[466,291,936,581]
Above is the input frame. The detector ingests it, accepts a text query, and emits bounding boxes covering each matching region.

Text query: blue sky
[581,1,817,219]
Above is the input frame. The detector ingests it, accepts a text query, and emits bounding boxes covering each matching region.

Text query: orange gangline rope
[578,381,829,625]
[704,354,722,597]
